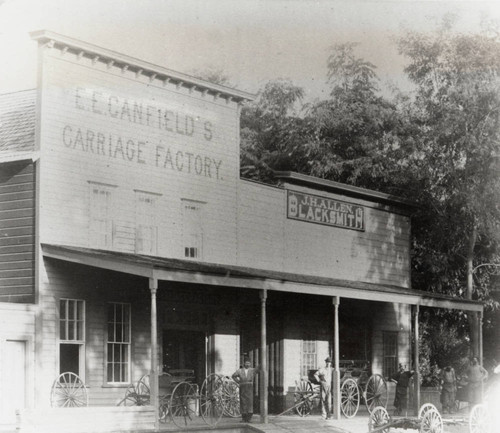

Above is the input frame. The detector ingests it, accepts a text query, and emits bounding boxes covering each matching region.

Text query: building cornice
[30,30,255,104]
[274,171,418,210]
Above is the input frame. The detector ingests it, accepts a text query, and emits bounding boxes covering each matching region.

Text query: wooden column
[332,296,341,420]
[413,304,420,415]
[149,277,159,429]
[260,289,268,424]
[479,310,484,399]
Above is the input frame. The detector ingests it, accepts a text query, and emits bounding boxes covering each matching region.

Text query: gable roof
[0,90,37,161]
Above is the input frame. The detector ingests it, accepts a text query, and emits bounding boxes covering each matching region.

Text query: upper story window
[135,191,160,255]
[89,182,116,249]
[182,199,205,260]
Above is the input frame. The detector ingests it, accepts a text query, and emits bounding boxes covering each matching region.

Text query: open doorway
[162,330,206,387]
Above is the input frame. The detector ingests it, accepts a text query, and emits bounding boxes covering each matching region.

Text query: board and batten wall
[237,180,411,287]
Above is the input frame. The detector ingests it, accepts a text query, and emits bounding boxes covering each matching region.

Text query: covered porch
[39,243,483,431]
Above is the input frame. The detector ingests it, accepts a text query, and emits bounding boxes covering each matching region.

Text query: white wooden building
[0,30,483,432]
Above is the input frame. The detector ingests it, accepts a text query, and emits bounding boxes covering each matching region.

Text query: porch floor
[157,413,470,433]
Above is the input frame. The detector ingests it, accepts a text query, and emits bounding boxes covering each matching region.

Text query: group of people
[438,357,488,414]
[231,355,492,423]
[390,357,490,416]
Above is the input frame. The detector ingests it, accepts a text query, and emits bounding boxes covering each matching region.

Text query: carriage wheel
[159,395,171,424]
[50,372,88,407]
[200,374,224,426]
[418,403,437,419]
[364,374,388,413]
[294,380,314,417]
[368,406,391,433]
[341,378,360,418]
[420,405,443,433]
[170,381,198,428]
[118,383,138,406]
[135,374,151,405]
[221,377,241,418]
[469,404,491,433]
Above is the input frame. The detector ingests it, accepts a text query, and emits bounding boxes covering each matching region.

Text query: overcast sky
[1,0,500,99]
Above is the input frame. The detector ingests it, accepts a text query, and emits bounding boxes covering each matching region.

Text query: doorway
[1,340,26,424]
[162,330,206,387]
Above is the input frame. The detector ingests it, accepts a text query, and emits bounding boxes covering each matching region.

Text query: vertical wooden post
[479,310,484,399]
[413,304,420,415]
[149,277,159,430]
[260,289,268,424]
[332,296,341,420]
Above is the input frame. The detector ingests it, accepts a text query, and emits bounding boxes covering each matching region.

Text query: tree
[240,79,310,182]
[398,20,500,357]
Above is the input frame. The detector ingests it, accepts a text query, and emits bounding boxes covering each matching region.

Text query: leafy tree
[398,21,500,356]
[240,79,310,182]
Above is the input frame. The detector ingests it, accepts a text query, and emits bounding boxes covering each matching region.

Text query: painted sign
[59,87,224,180]
[287,190,365,231]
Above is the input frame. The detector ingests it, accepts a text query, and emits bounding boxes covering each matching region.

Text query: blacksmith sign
[287,190,365,231]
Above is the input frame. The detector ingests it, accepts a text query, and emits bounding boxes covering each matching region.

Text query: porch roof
[41,243,483,312]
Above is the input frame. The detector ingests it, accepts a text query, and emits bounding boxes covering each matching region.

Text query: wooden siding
[39,47,240,265]
[238,181,411,288]
[0,162,36,302]
[38,259,153,407]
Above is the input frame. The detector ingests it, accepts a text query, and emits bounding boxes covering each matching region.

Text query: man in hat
[314,357,333,419]
[232,358,259,423]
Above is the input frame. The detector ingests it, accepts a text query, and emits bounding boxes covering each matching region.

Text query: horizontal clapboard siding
[38,259,153,407]
[0,162,36,301]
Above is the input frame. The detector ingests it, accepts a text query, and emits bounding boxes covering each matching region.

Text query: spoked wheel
[341,378,360,418]
[170,381,198,428]
[420,405,443,433]
[50,372,88,407]
[364,374,388,413]
[469,404,491,433]
[418,403,436,419]
[159,395,171,424]
[369,406,391,433]
[135,374,151,405]
[200,374,224,427]
[294,380,314,417]
[118,383,139,406]
[221,376,240,418]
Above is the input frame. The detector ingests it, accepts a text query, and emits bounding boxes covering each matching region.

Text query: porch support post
[149,277,159,430]
[413,304,420,415]
[260,289,268,424]
[479,310,484,399]
[332,296,341,420]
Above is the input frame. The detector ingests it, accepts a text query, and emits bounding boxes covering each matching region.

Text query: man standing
[391,364,414,416]
[232,358,259,423]
[439,365,457,413]
[466,357,488,405]
[314,357,333,419]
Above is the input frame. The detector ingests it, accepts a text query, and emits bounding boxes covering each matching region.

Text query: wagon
[117,371,239,429]
[368,403,443,433]
[290,361,388,418]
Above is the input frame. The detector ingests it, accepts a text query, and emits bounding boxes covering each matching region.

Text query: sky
[1,0,500,100]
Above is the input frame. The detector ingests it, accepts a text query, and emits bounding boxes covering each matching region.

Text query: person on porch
[232,357,259,423]
[439,365,457,413]
[391,364,414,416]
[314,357,333,419]
[465,357,488,406]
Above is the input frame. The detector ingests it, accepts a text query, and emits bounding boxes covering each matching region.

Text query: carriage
[50,371,240,429]
[291,360,388,418]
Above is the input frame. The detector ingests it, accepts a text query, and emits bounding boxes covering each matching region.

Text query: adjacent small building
[0,30,482,432]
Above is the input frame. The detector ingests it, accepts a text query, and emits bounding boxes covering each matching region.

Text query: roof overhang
[30,30,255,104]
[0,151,39,164]
[41,243,483,312]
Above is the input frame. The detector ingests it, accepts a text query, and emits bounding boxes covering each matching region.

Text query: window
[89,182,115,248]
[107,303,131,383]
[383,331,398,379]
[135,191,159,255]
[59,299,85,376]
[300,339,317,377]
[182,200,204,259]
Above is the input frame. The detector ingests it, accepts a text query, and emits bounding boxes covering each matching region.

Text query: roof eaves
[30,30,255,103]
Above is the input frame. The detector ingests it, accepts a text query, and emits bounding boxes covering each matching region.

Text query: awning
[41,243,483,312]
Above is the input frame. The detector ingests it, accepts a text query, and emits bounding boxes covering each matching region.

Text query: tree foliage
[239,19,500,364]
